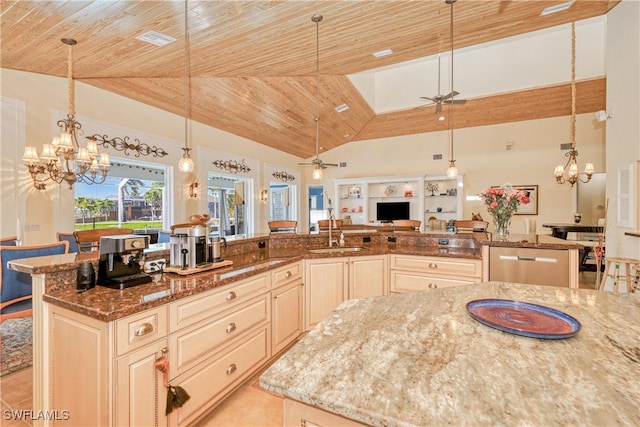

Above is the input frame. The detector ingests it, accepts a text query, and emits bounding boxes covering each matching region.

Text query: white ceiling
[351,16,606,114]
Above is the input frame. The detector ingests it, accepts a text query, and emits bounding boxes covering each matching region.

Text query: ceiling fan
[419,53,466,113]
[298,14,339,179]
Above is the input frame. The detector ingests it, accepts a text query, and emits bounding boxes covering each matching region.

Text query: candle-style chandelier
[22,38,110,190]
[554,22,594,187]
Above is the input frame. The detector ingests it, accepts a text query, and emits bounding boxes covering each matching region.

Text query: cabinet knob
[226,363,237,375]
[134,322,154,337]
[428,283,438,289]
[225,322,237,333]
[428,263,438,269]
[285,271,292,278]
[226,291,237,301]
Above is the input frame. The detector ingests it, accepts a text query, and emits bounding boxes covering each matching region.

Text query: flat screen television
[376,201,410,222]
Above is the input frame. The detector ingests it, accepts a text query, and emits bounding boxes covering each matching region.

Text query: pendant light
[445,0,459,179]
[554,22,594,186]
[312,14,323,181]
[178,0,194,173]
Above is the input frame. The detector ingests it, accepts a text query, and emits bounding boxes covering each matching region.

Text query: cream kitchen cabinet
[271,261,304,354]
[44,265,298,427]
[389,254,482,293]
[349,255,388,299]
[304,255,387,330]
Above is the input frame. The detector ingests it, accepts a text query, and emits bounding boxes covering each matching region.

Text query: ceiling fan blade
[322,163,339,167]
[441,91,460,101]
[420,96,436,103]
[443,98,467,105]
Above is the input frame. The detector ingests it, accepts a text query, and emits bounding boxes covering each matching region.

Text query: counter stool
[598,257,640,293]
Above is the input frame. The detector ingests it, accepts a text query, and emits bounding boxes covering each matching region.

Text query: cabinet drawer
[170,295,270,376]
[169,272,270,332]
[271,261,302,288]
[115,306,168,356]
[171,326,270,426]
[390,254,481,278]
[390,270,480,293]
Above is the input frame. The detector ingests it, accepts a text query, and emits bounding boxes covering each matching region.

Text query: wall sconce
[260,189,269,204]
[188,181,199,198]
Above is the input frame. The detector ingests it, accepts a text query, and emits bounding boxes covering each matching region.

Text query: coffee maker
[170,225,210,270]
[97,234,151,289]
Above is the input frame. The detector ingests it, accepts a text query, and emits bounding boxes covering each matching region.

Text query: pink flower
[490,201,498,209]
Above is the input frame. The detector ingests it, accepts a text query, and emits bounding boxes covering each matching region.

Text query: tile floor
[0,270,600,427]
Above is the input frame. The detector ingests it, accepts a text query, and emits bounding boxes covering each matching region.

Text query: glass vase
[493,214,512,240]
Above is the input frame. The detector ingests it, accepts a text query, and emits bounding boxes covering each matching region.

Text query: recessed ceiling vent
[433,154,443,160]
[339,162,347,168]
[335,104,349,113]
[540,1,574,16]
[560,143,573,150]
[136,31,177,47]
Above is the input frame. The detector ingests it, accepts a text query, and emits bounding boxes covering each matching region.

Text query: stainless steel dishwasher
[489,246,570,287]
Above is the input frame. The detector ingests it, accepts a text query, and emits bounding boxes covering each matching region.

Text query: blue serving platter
[466,299,582,339]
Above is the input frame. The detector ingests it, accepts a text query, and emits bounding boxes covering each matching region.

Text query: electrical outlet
[387,236,396,243]
[144,258,167,272]
[362,236,371,243]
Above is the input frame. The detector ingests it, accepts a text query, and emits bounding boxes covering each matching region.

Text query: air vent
[540,1,573,16]
[136,31,176,47]
[339,162,347,168]
[373,48,393,58]
[560,143,573,150]
[335,104,349,113]
[433,154,443,160]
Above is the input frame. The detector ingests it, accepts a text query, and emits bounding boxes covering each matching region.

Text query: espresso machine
[97,234,151,289]
[170,225,210,270]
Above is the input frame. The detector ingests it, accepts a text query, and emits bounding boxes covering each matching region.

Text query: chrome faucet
[327,207,337,247]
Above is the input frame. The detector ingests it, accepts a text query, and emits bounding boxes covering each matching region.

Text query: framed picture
[347,186,361,198]
[514,185,538,215]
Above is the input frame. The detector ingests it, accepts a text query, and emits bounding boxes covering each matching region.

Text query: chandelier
[445,0,459,179]
[178,0,195,173]
[22,38,110,190]
[554,22,594,187]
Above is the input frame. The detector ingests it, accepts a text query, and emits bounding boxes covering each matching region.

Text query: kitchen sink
[308,246,369,254]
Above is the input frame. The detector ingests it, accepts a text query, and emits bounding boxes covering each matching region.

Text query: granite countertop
[260,282,640,426]
[8,232,578,322]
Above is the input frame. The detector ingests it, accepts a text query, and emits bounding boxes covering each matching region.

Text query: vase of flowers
[478,184,530,240]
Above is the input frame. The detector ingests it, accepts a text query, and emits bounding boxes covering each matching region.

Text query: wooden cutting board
[164,259,233,275]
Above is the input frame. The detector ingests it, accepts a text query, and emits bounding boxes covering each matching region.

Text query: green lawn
[75,221,162,230]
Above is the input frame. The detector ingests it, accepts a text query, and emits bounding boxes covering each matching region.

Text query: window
[207,173,251,237]
[74,158,170,231]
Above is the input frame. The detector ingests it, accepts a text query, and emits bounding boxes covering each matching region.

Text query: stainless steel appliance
[97,234,151,289]
[489,246,570,287]
[170,225,210,270]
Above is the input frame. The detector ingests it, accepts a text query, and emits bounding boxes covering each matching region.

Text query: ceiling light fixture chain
[312,14,323,180]
[178,0,194,173]
[22,38,111,190]
[445,0,459,179]
[554,22,594,187]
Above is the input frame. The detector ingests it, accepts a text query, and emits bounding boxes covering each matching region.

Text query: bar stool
[598,257,640,293]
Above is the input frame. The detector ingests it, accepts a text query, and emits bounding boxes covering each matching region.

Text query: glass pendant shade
[179,154,194,173]
[312,165,323,180]
[446,160,458,179]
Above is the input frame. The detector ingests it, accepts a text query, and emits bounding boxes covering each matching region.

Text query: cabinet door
[272,280,304,354]
[114,340,167,427]
[349,255,388,299]
[304,258,348,330]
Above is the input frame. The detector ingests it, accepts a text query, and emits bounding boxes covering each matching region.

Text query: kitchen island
[260,281,640,426]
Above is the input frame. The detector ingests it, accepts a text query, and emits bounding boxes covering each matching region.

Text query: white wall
[605,0,640,259]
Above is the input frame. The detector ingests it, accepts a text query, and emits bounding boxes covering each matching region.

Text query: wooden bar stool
[598,257,640,293]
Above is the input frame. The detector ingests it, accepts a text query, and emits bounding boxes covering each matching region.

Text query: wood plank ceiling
[1,0,616,159]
